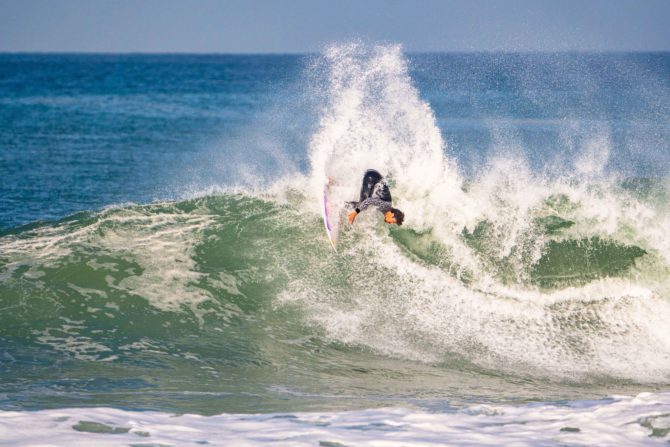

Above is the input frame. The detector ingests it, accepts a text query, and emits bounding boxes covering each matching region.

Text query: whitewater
[2,44,670,445]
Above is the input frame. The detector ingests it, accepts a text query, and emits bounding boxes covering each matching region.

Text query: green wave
[0,193,665,413]
[393,216,646,289]
[531,236,646,288]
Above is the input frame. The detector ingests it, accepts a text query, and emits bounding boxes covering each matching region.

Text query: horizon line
[2,49,670,56]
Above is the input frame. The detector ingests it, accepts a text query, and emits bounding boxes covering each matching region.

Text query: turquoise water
[2,46,670,419]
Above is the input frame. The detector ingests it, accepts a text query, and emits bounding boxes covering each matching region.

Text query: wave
[2,43,670,412]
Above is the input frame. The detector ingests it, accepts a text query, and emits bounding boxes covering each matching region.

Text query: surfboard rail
[322,186,337,252]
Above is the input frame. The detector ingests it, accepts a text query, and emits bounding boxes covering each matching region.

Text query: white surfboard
[322,185,337,252]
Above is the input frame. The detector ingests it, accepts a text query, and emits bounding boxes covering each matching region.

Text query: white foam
[100,210,214,314]
[2,392,669,446]
[0,204,216,315]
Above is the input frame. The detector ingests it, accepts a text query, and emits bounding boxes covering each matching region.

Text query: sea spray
[280,42,670,382]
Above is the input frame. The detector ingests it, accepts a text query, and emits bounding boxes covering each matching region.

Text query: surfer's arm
[359,197,392,213]
[348,198,392,224]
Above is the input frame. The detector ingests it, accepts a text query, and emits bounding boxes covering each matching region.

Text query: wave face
[2,46,670,414]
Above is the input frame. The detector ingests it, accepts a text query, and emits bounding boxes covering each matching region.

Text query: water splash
[285,42,670,382]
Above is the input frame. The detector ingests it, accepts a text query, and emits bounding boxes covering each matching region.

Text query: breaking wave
[2,44,670,413]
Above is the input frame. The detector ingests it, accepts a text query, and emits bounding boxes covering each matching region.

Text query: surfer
[348,169,405,226]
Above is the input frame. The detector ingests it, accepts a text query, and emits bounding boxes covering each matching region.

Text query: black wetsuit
[353,169,393,214]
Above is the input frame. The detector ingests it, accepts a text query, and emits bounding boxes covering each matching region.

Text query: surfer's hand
[348,210,358,224]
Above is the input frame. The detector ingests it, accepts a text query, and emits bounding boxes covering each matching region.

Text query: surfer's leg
[372,181,392,202]
[359,169,383,202]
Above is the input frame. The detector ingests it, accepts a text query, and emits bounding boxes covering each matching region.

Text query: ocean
[1,43,670,445]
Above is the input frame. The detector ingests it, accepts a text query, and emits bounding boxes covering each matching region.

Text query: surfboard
[322,185,337,252]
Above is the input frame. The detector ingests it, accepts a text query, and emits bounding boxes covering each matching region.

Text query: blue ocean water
[2,46,670,444]
[0,54,303,228]
[2,52,669,229]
